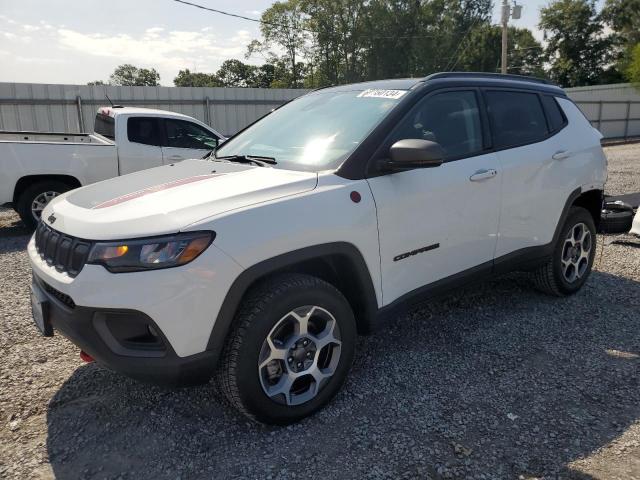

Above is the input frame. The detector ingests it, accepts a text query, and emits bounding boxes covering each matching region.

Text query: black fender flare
[205,242,379,363]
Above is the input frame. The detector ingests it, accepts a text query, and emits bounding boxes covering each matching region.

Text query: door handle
[552,150,571,160]
[469,169,498,182]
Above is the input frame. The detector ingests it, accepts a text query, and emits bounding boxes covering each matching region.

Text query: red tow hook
[80,350,95,363]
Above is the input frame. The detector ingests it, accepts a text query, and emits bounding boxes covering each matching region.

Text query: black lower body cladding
[32,274,216,386]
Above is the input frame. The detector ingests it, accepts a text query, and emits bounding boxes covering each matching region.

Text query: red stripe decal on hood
[93,173,224,209]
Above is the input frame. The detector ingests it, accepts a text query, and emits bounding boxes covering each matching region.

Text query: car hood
[43,159,318,239]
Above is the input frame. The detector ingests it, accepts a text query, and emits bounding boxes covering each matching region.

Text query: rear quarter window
[540,95,567,133]
[485,90,549,149]
[94,114,115,140]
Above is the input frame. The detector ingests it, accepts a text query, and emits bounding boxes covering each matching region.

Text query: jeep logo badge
[47,214,56,224]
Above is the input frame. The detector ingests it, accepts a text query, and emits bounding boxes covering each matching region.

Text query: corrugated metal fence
[1,81,639,140]
[0,83,308,137]
[565,83,640,140]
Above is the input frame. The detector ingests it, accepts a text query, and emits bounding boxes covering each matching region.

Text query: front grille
[42,281,76,309]
[34,221,91,278]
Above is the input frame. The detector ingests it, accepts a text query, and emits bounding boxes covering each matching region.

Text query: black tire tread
[532,255,563,296]
[532,206,595,296]
[215,273,346,422]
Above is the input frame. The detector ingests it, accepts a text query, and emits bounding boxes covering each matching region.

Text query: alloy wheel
[258,305,342,406]
[561,222,592,283]
[31,191,60,221]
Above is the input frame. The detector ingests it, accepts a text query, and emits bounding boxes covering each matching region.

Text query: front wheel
[533,206,597,296]
[216,273,356,425]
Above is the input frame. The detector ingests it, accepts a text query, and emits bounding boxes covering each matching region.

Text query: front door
[366,90,501,305]
[162,118,220,164]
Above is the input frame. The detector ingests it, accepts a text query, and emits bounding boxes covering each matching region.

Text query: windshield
[215,89,407,171]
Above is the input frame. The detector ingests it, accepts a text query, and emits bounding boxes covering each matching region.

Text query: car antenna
[104,93,123,109]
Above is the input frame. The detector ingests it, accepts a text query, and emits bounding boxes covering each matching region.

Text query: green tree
[253,64,277,88]
[253,0,309,87]
[109,64,160,86]
[87,80,106,86]
[602,0,640,81]
[454,25,544,76]
[173,69,222,87]
[539,0,612,87]
[627,43,640,85]
[602,0,640,46]
[215,59,257,87]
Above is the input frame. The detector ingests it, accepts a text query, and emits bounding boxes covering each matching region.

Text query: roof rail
[424,72,553,85]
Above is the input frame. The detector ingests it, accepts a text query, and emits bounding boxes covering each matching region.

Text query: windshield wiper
[214,154,277,167]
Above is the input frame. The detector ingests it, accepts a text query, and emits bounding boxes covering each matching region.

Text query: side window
[127,117,162,146]
[391,90,483,159]
[485,91,549,149]
[165,119,219,150]
[540,95,567,133]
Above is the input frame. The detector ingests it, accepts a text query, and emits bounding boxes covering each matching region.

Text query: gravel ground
[1,144,639,480]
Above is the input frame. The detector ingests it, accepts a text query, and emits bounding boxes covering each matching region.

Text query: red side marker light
[350,191,361,203]
[80,351,94,363]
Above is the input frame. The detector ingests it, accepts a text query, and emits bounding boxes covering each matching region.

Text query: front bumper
[28,233,244,385]
[33,274,215,386]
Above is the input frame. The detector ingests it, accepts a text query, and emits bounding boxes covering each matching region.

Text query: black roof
[316,72,564,95]
[425,72,552,85]
[319,78,422,92]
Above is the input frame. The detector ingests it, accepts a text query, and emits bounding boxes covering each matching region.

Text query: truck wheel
[217,273,356,425]
[533,206,597,296]
[15,180,71,231]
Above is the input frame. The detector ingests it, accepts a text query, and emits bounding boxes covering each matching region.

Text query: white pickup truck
[0,106,225,229]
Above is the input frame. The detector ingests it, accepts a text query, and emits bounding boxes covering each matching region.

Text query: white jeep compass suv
[28,73,607,424]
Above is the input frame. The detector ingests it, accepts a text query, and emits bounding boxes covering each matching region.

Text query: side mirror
[382,139,445,171]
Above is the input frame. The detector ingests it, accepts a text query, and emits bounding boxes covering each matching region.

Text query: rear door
[366,89,501,305]
[484,89,571,258]
[161,119,220,164]
[119,116,164,175]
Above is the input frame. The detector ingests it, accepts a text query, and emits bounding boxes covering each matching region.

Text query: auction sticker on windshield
[357,89,407,99]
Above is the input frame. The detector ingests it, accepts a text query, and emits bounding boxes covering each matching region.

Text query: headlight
[87,231,214,273]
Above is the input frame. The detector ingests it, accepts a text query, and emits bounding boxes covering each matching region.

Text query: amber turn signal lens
[179,236,211,263]
[102,245,129,259]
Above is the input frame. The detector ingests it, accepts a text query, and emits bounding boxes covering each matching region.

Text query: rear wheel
[15,180,72,230]
[216,273,356,425]
[533,206,596,296]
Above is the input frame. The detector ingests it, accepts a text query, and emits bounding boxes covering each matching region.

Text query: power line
[173,0,315,33]
[172,0,445,40]
[446,16,484,71]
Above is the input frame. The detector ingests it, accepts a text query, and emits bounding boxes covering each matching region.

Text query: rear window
[127,117,162,146]
[94,114,115,140]
[485,91,549,149]
[540,95,567,133]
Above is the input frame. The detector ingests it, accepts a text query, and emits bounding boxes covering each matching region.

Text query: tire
[599,201,634,234]
[15,180,72,231]
[216,273,356,425]
[533,206,597,296]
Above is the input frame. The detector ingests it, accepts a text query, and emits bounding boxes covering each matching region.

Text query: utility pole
[501,1,522,74]
[501,0,510,74]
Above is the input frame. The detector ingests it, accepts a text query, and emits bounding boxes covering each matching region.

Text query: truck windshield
[214,89,406,172]
[94,114,115,140]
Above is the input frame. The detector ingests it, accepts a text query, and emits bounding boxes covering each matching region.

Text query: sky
[0,0,604,86]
